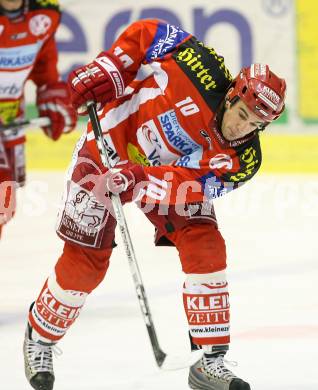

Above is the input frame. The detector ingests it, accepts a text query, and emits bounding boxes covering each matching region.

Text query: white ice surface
[1,172,318,390]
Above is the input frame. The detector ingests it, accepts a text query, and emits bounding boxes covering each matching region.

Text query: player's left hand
[36,81,77,141]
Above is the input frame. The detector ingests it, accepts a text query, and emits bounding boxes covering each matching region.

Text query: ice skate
[23,323,61,390]
[189,349,250,390]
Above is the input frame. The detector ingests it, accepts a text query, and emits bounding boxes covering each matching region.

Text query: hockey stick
[87,102,202,370]
[0,117,51,136]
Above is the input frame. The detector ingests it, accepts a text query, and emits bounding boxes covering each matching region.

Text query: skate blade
[160,349,203,371]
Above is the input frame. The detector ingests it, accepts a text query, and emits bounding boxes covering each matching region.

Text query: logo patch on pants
[57,181,109,247]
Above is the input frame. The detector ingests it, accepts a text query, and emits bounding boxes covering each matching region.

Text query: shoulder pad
[29,0,60,12]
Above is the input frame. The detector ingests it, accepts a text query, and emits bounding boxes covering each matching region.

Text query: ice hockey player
[23,19,286,390]
[0,0,77,239]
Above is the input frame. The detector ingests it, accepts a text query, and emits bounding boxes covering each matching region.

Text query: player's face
[221,98,266,141]
[0,0,23,11]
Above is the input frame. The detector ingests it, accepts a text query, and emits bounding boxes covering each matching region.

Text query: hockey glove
[67,52,126,115]
[95,165,147,204]
[36,81,77,141]
[105,169,135,195]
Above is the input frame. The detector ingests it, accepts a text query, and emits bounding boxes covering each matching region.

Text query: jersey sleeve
[28,4,61,87]
[29,35,59,86]
[109,19,192,85]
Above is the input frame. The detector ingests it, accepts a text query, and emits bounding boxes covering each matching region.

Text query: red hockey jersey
[85,19,262,206]
[0,0,60,147]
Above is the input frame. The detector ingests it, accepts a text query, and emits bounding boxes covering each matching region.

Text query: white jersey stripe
[86,62,168,141]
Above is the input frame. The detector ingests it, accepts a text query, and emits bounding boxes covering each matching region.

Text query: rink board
[25,130,318,173]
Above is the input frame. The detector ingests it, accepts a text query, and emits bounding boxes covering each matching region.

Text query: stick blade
[160,349,203,371]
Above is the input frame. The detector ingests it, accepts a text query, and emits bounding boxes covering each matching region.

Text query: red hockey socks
[183,271,230,346]
[29,273,87,342]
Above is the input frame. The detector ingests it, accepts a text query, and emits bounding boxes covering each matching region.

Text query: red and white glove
[67,51,126,115]
[94,165,147,204]
[104,169,136,195]
[36,81,77,141]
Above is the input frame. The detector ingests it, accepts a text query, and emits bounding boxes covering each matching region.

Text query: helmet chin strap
[228,95,240,107]
[257,122,269,132]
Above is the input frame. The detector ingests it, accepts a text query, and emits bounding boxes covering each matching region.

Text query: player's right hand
[104,169,135,195]
[36,81,77,141]
[93,165,147,205]
[67,51,126,116]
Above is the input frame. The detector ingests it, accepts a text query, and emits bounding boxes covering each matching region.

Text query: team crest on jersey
[209,154,233,170]
[29,14,52,36]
